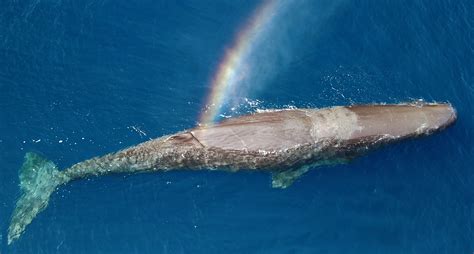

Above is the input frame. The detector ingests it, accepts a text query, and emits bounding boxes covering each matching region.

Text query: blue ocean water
[0,0,473,253]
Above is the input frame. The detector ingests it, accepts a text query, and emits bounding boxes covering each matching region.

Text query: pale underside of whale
[7,102,457,244]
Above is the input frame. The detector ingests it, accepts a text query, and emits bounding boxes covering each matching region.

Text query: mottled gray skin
[8,102,457,244]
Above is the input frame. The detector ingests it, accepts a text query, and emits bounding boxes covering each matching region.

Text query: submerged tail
[8,152,70,244]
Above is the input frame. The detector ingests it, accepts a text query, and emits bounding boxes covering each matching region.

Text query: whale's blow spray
[200,0,280,125]
[199,0,347,125]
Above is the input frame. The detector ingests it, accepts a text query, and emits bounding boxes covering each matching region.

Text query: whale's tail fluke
[8,152,70,245]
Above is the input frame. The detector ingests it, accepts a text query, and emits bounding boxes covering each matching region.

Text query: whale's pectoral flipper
[270,157,357,189]
[8,153,70,245]
[271,167,310,189]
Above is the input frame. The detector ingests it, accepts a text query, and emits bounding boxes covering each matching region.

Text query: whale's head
[303,102,456,155]
[190,102,456,153]
[346,102,457,140]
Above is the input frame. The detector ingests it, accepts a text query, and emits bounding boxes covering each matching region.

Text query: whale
[7,102,457,244]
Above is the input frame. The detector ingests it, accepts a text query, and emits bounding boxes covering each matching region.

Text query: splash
[200,0,280,125]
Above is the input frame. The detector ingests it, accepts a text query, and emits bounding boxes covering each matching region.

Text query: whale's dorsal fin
[271,166,310,189]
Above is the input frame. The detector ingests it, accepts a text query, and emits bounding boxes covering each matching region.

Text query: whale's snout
[347,102,457,140]
[429,103,457,129]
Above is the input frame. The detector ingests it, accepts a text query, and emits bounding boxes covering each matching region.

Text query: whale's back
[191,110,313,151]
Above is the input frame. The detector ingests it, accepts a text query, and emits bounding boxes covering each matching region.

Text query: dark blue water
[1,0,473,253]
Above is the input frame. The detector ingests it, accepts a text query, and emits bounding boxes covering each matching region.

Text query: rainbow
[200,0,279,125]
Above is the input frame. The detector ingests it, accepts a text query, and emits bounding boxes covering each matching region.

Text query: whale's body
[8,103,457,244]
